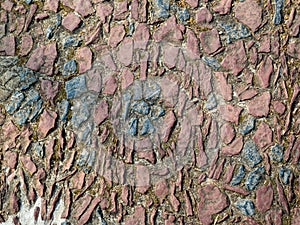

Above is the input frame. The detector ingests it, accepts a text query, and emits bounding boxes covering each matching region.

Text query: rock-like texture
[256,56,273,88]
[287,41,300,59]
[20,34,33,56]
[0,1,299,224]
[93,100,109,125]
[256,184,273,212]
[196,7,212,24]
[221,40,247,75]
[222,136,243,156]
[108,24,125,47]
[247,92,271,117]
[62,13,81,32]
[76,47,92,74]
[219,104,242,124]
[197,184,228,225]
[253,122,273,149]
[199,29,221,54]
[234,0,262,32]
[26,43,57,75]
[38,110,57,138]
[220,122,235,144]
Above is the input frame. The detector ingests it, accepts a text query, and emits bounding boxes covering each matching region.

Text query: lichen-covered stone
[245,166,265,191]
[239,116,255,135]
[273,0,284,25]
[63,59,77,76]
[270,143,284,162]
[279,167,291,185]
[231,165,246,186]
[235,199,255,216]
[65,75,87,99]
[205,93,217,110]
[242,140,262,167]
[5,91,24,114]
[219,21,251,43]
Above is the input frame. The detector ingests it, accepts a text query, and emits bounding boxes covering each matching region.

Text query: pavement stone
[0,1,299,224]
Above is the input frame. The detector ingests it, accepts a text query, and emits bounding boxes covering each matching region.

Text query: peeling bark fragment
[12,216,20,225]
[45,139,55,170]
[196,130,208,168]
[71,171,85,190]
[154,179,169,204]
[259,35,271,53]
[74,0,94,17]
[153,16,183,43]
[215,72,232,101]
[291,137,300,164]
[265,209,283,225]
[108,25,125,48]
[40,79,59,105]
[1,120,19,151]
[287,40,300,59]
[131,0,147,22]
[208,150,219,178]
[109,191,117,213]
[219,104,242,125]
[75,173,96,201]
[44,0,59,12]
[199,29,221,55]
[256,184,273,212]
[76,47,92,74]
[186,29,200,59]
[62,12,81,32]
[292,208,300,225]
[121,185,129,206]
[195,6,213,24]
[4,151,18,169]
[33,207,40,223]
[284,135,295,162]
[20,34,33,56]
[93,100,109,126]
[253,122,273,149]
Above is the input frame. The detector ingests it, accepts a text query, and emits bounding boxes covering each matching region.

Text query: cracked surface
[0,0,300,224]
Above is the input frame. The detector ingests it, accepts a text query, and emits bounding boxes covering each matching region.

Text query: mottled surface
[0,0,300,224]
